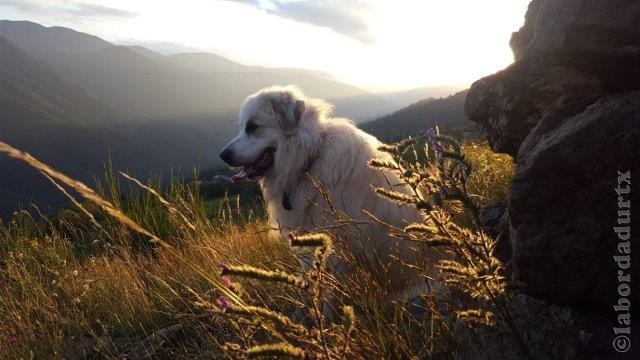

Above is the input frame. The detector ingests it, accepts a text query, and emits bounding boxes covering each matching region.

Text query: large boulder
[509,92,640,312]
[464,0,640,325]
[464,55,605,156]
[465,0,640,156]
[519,0,640,88]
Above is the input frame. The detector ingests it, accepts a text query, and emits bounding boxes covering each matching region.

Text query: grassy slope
[0,142,513,358]
[362,90,476,142]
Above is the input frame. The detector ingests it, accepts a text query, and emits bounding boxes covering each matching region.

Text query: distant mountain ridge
[0,35,114,127]
[0,20,400,217]
[363,90,473,141]
[0,20,111,55]
[0,19,466,218]
[377,85,466,107]
[0,20,394,122]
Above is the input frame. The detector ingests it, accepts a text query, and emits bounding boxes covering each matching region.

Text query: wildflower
[9,334,18,345]
[286,232,296,244]
[221,264,309,289]
[247,343,305,359]
[375,188,416,204]
[432,142,445,153]
[426,127,436,137]
[289,232,332,248]
[221,276,236,292]
[216,296,232,312]
[220,262,230,272]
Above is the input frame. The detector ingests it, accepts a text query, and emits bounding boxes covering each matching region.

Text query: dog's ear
[271,97,305,135]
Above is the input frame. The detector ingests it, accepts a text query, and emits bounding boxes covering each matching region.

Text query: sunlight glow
[0,0,531,91]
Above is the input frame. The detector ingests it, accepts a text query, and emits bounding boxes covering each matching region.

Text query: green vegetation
[362,90,482,142]
[0,137,518,358]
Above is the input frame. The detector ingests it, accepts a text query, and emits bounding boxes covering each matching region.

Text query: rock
[503,294,639,359]
[509,0,543,61]
[454,293,637,359]
[465,0,640,157]
[465,55,606,156]
[465,0,640,342]
[122,323,184,359]
[479,202,506,230]
[66,336,129,360]
[509,92,640,313]
[520,0,640,88]
[67,336,103,360]
[480,202,511,265]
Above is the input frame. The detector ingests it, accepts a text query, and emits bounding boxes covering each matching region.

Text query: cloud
[65,3,138,18]
[120,40,204,55]
[223,0,374,43]
[0,0,138,19]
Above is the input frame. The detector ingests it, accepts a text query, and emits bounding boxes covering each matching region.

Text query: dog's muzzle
[219,147,236,166]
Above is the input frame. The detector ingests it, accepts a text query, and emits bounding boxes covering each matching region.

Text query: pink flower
[9,334,18,345]
[287,232,296,244]
[216,296,232,312]
[221,276,236,292]
[219,262,230,273]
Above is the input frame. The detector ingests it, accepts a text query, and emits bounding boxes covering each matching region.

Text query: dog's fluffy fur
[221,85,440,298]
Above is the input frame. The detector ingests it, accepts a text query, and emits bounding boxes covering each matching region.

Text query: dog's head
[220,85,323,182]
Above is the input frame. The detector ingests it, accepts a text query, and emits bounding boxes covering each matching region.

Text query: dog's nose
[219,147,235,165]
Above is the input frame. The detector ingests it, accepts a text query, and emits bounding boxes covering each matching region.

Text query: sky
[0,0,531,92]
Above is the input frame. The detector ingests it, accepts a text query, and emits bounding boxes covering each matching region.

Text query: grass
[0,140,515,359]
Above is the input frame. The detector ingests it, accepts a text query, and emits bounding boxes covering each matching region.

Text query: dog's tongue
[230,166,254,183]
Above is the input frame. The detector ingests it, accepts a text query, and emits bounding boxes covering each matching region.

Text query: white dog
[220,85,441,300]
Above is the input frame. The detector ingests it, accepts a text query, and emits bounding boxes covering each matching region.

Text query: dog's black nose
[219,147,235,165]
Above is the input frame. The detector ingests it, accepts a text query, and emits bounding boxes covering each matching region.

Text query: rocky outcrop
[464,0,640,331]
[465,0,640,156]
[479,202,511,264]
[475,294,635,359]
[464,55,605,156]
[510,92,640,312]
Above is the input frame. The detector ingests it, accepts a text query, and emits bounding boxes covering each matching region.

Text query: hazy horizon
[0,0,530,92]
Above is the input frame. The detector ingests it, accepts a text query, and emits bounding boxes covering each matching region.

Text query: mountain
[0,20,400,217]
[0,34,118,217]
[0,20,394,122]
[0,20,111,55]
[0,35,218,218]
[362,90,475,141]
[0,35,114,127]
[162,52,251,73]
[377,85,467,108]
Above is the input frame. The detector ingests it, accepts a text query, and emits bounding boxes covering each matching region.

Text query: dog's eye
[245,121,258,134]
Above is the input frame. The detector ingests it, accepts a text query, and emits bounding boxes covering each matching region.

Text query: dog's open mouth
[230,147,276,183]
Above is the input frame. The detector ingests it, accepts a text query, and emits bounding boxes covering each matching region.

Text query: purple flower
[286,232,296,244]
[8,334,18,345]
[221,276,236,292]
[432,142,445,153]
[216,296,232,312]
[439,187,450,197]
[426,128,435,137]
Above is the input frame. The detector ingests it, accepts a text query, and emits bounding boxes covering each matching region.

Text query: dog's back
[266,117,441,298]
